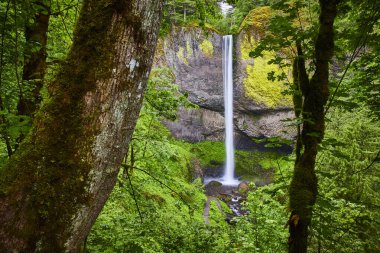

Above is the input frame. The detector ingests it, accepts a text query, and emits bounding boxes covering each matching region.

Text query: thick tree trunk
[0,0,164,252]
[288,1,338,253]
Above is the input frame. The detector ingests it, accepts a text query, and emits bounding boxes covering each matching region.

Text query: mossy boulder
[237,181,250,194]
[205,181,223,195]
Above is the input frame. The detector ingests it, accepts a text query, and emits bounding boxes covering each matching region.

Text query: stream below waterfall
[203,182,250,224]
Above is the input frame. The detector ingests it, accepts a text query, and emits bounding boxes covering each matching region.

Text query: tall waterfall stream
[203,35,240,187]
[222,35,239,186]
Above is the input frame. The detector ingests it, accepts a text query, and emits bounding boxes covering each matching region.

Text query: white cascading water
[222,35,239,186]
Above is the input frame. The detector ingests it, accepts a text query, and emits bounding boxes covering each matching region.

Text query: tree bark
[0,0,164,252]
[288,1,338,253]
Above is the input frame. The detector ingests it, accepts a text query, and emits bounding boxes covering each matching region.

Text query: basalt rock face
[164,107,225,142]
[156,27,224,111]
[155,27,295,143]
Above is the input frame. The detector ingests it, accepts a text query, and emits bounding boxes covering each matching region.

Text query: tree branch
[352,150,380,175]
[125,171,144,223]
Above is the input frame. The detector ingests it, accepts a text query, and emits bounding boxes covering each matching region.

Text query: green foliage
[325,0,380,119]
[235,150,282,182]
[87,173,215,252]
[309,107,380,252]
[188,141,225,167]
[236,5,294,108]
[348,54,380,117]
[238,6,271,34]
[227,108,379,253]
[230,155,293,252]
[248,0,319,70]
[208,201,228,226]
[160,0,220,36]
[233,187,288,252]
[145,67,194,121]
[243,2,379,251]
[210,0,274,34]
[159,0,275,35]
[0,0,79,162]
[45,2,79,81]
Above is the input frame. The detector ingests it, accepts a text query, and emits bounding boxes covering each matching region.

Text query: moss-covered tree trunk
[0,0,164,252]
[288,1,338,252]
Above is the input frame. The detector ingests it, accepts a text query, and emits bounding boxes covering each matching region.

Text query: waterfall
[222,35,239,186]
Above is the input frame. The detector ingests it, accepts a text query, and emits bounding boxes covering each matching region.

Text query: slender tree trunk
[0,0,13,157]
[0,0,164,252]
[15,2,51,149]
[288,1,338,253]
[0,97,13,157]
[184,6,187,22]
[173,0,177,25]
[17,2,50,117]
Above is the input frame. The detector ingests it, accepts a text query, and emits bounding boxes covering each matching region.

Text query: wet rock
[225,214,237,224]
[205,181,223,196]
[204,167,223,178]
[163,107,224,142]
[237,181,250,193]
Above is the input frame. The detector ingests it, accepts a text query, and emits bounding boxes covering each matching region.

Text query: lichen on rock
[241,34,292,108]
[186,41,193,56]
[200,39,214,57]
[176,47,189,65]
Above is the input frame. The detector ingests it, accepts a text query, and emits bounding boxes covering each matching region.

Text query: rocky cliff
[154,25,295,143]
